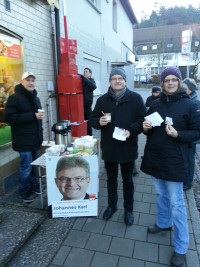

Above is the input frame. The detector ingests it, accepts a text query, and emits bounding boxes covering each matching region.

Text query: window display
[0,29,23,146]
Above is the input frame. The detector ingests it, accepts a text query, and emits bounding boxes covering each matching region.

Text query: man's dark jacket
[141,89,200,183]
[90,88,147,163]
[82,76,97,105]
[4,84,43,152]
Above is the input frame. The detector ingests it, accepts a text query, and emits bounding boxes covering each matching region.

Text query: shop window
[0,28,23,146]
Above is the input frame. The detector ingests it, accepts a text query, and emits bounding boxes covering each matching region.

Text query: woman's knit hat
[182,78,197,92]
[160,67,182,83]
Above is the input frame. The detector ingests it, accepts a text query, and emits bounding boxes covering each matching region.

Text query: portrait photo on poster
[46,155,99,218]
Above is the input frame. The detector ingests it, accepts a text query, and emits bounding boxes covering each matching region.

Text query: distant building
[133,24,200,83]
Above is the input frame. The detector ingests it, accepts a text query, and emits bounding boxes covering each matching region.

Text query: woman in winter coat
[141,67,200,267]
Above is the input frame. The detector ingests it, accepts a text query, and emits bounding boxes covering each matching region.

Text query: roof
[133,24,200,54]
[120,0,138,24]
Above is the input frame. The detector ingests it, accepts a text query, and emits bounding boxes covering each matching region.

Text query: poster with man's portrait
[46,155,99,218]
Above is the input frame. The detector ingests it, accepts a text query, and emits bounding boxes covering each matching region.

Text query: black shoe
[183,185,192,191]
[21,191,35,203]
[171,252,186,267]
[103,206,117,220]
[148,224,172,234]
[124,211,134,226]
[32,183,42,195]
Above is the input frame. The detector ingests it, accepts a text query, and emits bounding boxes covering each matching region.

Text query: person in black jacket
[90,67,147,226]
[80,68,97,135]
[141,67,200,267]
[145,85,161,108]
[4,72,43,203]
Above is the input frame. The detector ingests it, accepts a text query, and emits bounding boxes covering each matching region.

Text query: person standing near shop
[79,67,97,136]
[90,67,147,226]
[145,85,161,108]
[141,67,200,267]
[4,71,43,203]
[182,78,200,191]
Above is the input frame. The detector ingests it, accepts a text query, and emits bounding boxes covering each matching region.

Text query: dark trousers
[104,161,134,212]
[185,144,196,187]
[84,104,92,136]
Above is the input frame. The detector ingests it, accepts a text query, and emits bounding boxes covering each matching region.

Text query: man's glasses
[56,176,89,183]
[110,77,124,82]
[164,78,179,83]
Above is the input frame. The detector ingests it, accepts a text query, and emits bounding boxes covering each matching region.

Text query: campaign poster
[46,155,99,218]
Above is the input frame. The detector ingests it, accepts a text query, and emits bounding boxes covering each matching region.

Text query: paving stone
[139,213,156,226]
[125,224,147,241]
[188,233,196,250]
[51,246,71,265]
[118,257,144,267]
[150,203,157,214]
[63,248,94,267]
[117,189,123,198]
[143,193,156,203]
[159,245,173,265]
[103,221,126,237]
[90,252,119,267]
[186,249,200,267]
[109,237,134,257]
[63,230,90,248]
[82,218,106,234]
[133,177,145,185]
[148,230,171,245]
[134,191,143,201]
[145,262,170,267]
[85,233,112,252]
[72,217,87,230]
[98,187,107,197]
[133,241,158,262]
[135,184,152,193]
[133,201,150,213]
[98,195,108,207]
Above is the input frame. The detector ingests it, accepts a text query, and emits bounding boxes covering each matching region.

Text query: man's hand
[166,123,178,138]
[35,113,44,120]
[124,130,130,138]
[99,116,109,126]
[143,120,152,132]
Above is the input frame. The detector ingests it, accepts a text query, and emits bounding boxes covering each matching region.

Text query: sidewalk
[48,133,200,267]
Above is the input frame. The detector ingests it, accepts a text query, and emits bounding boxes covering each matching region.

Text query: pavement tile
[72,217,87,230]
[188,233,196,250]
[186,249,200,267]
[188,220,193,234]
[117,189,123,198]
[103,221,126,237]
[135,184,152,193]
[159,245,173,265]
[150,203,157,215]
[98,187,107,197]
[143,193,156,203]
[82,218,106,233]
[63,248,94,267]
[90,252,119,267]
[133,177,145,185]
[134,191,143,202]
[148,230,171,245]
[85,233,112,252]
[145,178,153,185]
[63,229,90,248]
[118,257,144,267]
[133,241,158,262]
[98,195,108,207]
[133,201,150,213]
[108,236,134,257]
[118,210,139,225]
[51,246,71,265]
[145,262,170,267]
[125,224,147,241]
[139,213,156,226]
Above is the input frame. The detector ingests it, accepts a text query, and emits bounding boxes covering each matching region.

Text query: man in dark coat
[4,71,43,203]
[90,67,147,226]
[141,67,200,267]
[80,68,97,136]
[145,85,161,108]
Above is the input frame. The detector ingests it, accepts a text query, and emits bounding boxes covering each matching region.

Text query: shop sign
[0,33,21,59]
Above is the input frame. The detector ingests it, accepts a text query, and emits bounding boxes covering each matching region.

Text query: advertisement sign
[46,155,99,218]
[0,33,21,59]
[181,29,192,55]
